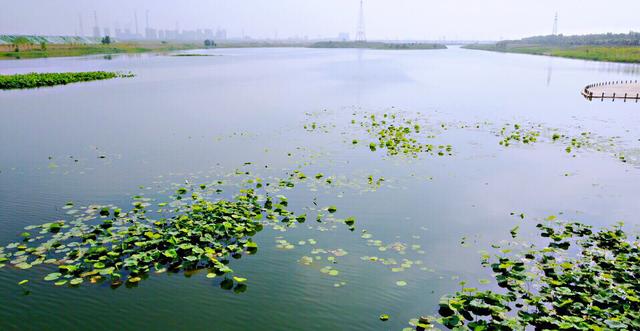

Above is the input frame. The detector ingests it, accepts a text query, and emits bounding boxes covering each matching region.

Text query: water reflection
[546,58,553,86]
[1,47,640,331]
[592,61,640,75]
[355,49,364,105]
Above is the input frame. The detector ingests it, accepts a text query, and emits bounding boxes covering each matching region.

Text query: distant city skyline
[2,0,640,41]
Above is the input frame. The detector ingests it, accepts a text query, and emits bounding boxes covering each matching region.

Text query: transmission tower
[355,0,366,42]
[552,12,558,35]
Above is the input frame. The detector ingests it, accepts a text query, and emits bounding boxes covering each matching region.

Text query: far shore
[4,38,639,65]
[0,41,205,60]
[0,40,451,60]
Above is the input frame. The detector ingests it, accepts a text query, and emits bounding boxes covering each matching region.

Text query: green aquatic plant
[0,71,133,90]
[0,186,341,289]
[355,112,453,158]
[495,122,635,165]
[566,132,592,152]
[302,121,333,132]
[423,219,640,330]
[498,124,541,147]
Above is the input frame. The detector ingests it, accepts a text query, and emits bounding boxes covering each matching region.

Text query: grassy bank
[0,40,448,60]
[0,42,202,60]
[0,71,132,89]
[464,43,640,63]
[310,41,447,50]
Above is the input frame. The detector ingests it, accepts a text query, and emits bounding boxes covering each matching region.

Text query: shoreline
[0,41,449,60]
[0,42,204,60]
[462,44,640,64]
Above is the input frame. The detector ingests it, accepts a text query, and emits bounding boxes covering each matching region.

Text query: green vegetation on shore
[0,71,132,90]
[0,38,447,61]
[464,32,640,63]
[464,43,640,63]
[549,46,640,63]
[0,42,202,60]
[310,41,447,50]
[513,32,640,47]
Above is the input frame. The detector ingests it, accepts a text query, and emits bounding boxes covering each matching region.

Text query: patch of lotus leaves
[498,123,541,147]
[355,113,453,158]
[2,187,332,289]
[428,219,640,330]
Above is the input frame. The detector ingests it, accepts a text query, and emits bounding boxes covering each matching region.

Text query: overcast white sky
[2,0,639,40]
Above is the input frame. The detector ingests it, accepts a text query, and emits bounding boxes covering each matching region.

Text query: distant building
[165,29,178,40]
[103,24,227,41]
[215,29,227,40]
[338,32,350,41]
[93,26,101,38]
[145,27,157,40]
[181,30,197,40]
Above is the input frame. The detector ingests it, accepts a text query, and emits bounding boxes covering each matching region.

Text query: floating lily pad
[15,262,32,269]
[70,278,83,286]
[233,276,247,283]
[44,273,62,281]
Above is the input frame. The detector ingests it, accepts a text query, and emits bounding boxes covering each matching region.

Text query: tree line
[503,32,640,47]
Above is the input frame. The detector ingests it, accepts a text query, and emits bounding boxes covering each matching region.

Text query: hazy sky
[2,0,640,40]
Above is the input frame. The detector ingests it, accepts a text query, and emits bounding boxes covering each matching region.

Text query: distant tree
[13,36,30,52]
[509,31,640,47]
[40,41,47,51]
[204,39,216,47]
[101,36,112,45]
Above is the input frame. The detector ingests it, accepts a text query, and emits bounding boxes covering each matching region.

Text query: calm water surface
[1,47,640,330]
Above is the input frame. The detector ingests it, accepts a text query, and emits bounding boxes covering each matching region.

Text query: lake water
[1,47,640,330]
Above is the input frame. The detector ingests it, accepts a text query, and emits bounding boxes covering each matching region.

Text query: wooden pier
[582,80,640,102]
